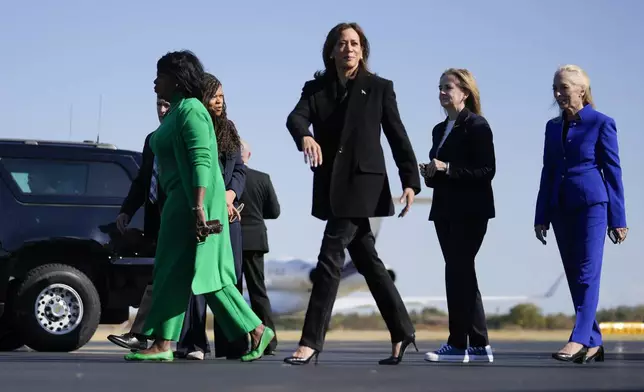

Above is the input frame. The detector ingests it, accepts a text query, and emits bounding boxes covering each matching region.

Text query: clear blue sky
[1,0,642,315]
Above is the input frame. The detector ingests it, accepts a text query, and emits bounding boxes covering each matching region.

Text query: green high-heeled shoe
[124,350,174,362]
[241,327,275,362]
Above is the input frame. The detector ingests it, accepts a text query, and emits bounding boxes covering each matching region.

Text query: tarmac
[1,339,643,392]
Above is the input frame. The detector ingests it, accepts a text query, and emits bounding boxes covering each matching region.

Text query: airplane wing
[332,273,565,313]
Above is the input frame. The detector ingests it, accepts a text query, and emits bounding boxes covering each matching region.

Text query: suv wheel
[15,264,101,352]
[0,280,25,351]
[0,330,25,351]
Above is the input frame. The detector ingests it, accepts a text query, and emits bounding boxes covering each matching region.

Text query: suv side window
[1,158,131,198]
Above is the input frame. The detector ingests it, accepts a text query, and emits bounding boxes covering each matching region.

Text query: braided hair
[201,73,241,157]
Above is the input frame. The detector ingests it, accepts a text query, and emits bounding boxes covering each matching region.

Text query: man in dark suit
[283,22,421,366]
[238,139,280,354]
[107,97,170,351]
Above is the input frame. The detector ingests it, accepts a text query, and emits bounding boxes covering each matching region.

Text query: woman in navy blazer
[176,73,249,360]
[534,64,628,364]
[421,68,496,364]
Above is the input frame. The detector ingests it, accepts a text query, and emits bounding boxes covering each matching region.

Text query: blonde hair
[554,64,595,108]
[441,68,482,115]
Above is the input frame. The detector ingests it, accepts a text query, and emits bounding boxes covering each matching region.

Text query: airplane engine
[309,267,319,285]
[387,269,396,282]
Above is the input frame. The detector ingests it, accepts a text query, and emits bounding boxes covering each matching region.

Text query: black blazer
[286,70,421,220]
[239,167,280,252]
[425,108,496,221]
[120,132,164,240]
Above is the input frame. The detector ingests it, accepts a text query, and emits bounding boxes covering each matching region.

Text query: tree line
[272,304,644,331]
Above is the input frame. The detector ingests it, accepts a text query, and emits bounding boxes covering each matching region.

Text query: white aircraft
[329,274,565,314]
[240,200,423,316]
[241,196,564,316]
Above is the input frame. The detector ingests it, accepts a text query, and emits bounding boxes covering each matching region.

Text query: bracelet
[192,206,204,211]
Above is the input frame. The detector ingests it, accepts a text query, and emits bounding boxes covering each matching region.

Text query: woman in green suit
[124,50,274,362]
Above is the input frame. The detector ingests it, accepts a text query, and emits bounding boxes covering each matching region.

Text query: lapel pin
[361,89,366,95]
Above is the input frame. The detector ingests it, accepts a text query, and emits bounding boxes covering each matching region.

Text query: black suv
[0,139,154,352]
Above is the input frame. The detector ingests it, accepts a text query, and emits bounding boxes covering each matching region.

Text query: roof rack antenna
[68,104,73,140]
[96,94,102,144]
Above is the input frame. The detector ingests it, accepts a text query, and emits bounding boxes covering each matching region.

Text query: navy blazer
[534,104,627,229]
[425,108,496,221]
[221,149,246,206]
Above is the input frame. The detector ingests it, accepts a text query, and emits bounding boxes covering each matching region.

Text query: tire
[15,264,101,352]
[0,330,25,351]
[0,279,25,351]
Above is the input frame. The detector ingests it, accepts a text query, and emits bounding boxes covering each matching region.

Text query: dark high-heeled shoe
[283,349,320,366]
[582,345,604,363]
[552,346,588,363]
[379,335,418,365]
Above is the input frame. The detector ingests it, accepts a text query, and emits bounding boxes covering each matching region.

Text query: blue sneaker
[468,345,494,362]
[424,344,469,363]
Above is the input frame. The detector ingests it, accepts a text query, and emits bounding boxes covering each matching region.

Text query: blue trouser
[552,202,606,347]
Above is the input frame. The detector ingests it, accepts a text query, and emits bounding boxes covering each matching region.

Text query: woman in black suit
[421,68,496,364]
[176,73,249,360]
[283,22,421,366]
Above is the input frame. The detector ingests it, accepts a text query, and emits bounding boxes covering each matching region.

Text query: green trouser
[142,283,262,342]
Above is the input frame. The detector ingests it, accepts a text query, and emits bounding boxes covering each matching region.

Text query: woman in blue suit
[176,73,250,360]
[534,64,628,364]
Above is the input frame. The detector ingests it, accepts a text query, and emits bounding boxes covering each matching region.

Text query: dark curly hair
[157,50,205,99]
[201,73,241,157]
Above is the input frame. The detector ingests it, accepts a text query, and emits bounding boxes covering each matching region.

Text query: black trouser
[434,219,489,349]
[242,250,277,351]
[299,218,414,351]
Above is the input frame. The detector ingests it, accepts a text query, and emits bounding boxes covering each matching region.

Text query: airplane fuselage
[238,259,395,315]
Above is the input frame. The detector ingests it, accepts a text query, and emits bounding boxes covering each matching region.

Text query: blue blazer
[534,104,626,229]
[221,149,246,206]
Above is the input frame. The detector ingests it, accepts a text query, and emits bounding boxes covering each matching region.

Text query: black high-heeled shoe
[582,345,604,363]
[379,335,418,365]
[283,349,320,366]
[552,346,588,363]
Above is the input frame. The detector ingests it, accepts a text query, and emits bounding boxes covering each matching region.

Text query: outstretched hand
[534,224,548,245]
[302,136,322,168]
[398,188,415,217]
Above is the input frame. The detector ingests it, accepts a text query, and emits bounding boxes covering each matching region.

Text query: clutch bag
[196,219,223,242]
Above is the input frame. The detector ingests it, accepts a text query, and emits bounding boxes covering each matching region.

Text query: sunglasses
[608,228,627,244]
[229,203,244,223]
